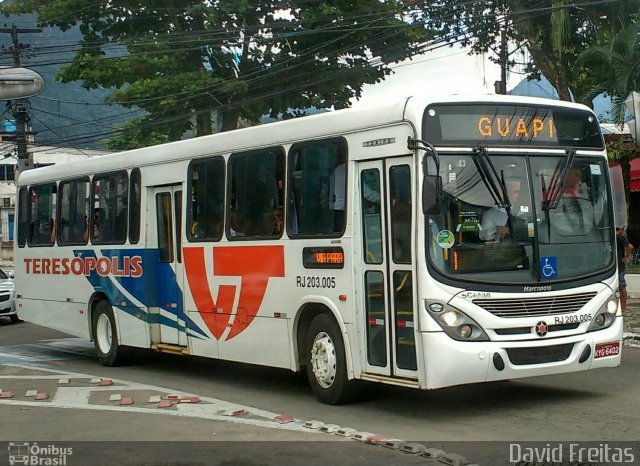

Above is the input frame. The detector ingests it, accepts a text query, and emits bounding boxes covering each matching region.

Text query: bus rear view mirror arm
[407,137,442,215]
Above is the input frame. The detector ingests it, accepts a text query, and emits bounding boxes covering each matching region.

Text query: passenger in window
[480,177,527,242]
[84,208,103,242]
[330,147,379,232]
[559,169,589,228]
[191,212,222,239]
[115,198,128,237]
[48,218,56,245]
[272,206,284,235]
[228,209,244,237]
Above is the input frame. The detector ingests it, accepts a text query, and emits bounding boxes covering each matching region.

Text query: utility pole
[0,24,42,174]
[494,28,508,95]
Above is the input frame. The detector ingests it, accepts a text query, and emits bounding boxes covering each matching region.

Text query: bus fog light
[428,302,444,313]
[595,314,605,326]
[459,324,473,339]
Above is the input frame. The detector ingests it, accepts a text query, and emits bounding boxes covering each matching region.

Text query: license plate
[594,342,620,359]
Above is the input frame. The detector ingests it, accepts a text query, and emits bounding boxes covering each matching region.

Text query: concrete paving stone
[1,380,59,400]
[89,389,167,408]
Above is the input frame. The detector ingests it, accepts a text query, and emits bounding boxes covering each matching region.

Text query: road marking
[0,362,312,432]
[0,338,481,464]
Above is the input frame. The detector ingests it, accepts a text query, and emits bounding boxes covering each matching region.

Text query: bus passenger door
[358,157,417,379]
[147,185,185,347]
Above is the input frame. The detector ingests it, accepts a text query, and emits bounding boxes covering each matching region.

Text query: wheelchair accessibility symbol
[540,256,558,279]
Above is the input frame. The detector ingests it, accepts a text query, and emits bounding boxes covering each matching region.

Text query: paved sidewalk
[624,297,640,347]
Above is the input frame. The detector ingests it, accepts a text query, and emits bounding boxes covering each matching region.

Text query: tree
[4,1,430,148]
[411,0,640,103]
[580,24,640,125]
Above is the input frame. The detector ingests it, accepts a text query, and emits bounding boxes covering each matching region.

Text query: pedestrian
[616,226,634,312]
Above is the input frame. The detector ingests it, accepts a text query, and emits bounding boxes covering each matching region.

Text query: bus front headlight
[426,302,489,341]
[587,297,618,332]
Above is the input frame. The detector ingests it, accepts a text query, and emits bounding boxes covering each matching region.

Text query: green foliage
[579,24,640,124]
[107,118,171,151]
[413,0,640,103]
[606,139,636,163]
[3,0,431,148]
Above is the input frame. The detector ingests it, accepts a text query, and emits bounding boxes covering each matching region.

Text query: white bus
[15,94,622,404]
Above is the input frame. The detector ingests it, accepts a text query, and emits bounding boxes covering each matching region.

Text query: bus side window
[92,171,128,245]
[17,187,28,247]
[58,178,90,245]
[288,139,346,237]
[187,156,224,242]
[129,168,141,244]
[227,148,284,240]
[27,183,57,247]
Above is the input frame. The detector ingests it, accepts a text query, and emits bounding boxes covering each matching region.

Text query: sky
[351,44,503,107]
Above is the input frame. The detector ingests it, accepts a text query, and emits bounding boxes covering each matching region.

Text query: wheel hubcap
[310,331,337,388]
[96,314,112,354]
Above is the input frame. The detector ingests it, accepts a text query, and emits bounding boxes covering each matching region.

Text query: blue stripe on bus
[73,249,207,339]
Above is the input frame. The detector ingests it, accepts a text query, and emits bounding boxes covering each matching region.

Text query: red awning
[631,159,640,192]
[632,158,640,180]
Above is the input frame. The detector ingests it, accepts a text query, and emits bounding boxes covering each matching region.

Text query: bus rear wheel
[305,313,358,405]
[93,300,127,366]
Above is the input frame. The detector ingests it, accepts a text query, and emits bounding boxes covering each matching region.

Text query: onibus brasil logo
[8,442,72,465]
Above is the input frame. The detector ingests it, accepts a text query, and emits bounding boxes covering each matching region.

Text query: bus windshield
[427,153,614,284]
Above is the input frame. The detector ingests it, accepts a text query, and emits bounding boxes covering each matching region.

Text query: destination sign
[423,104,604,149]
[302,247,345,269]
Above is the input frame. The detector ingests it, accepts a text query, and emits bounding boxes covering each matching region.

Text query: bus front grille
[506,343,574,365]
[473,292,597,318]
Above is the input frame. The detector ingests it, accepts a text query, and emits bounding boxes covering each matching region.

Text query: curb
[623,333,640,348]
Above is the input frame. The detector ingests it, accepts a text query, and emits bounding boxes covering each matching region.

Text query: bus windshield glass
[427,153,614,284]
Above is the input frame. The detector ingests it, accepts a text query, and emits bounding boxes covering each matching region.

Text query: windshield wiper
[473,146,515,240]
[544,149,576,210]
[474,146,507,208]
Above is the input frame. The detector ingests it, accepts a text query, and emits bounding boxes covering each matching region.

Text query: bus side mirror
[422,175,442,215]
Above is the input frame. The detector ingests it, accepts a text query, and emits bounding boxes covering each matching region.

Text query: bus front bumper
[422,317,622,390]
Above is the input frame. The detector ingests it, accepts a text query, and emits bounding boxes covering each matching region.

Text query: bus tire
[305,313,358,405]
[93,300,127,366]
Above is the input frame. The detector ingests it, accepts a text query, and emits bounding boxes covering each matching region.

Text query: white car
[0,268,17,323]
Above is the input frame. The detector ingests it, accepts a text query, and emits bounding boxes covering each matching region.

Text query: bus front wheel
[93,300,127,366]
[305,313,358,405]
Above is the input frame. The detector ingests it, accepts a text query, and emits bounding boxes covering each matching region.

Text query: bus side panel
[217,317,291,369]
[115,305,151,349]
[185,310,218,359]
[17,297,91,340]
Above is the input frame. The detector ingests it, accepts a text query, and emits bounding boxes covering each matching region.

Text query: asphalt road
[1,317,639,465]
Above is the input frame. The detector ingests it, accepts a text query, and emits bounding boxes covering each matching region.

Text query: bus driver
[479,177,525,242]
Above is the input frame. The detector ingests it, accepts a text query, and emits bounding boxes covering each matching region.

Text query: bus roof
[17,93,596,186]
